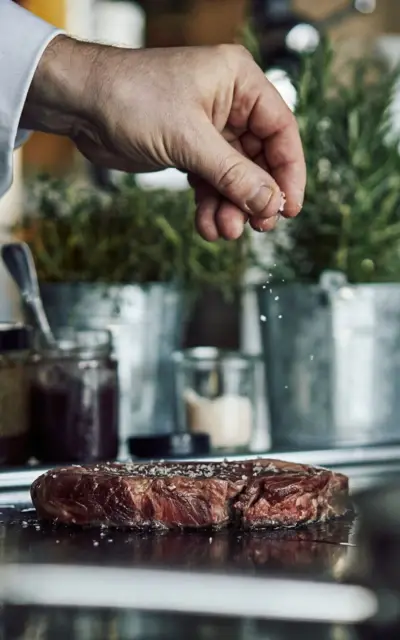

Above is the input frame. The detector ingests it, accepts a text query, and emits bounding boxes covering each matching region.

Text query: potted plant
[257,41,400,449]
[17,174,250,448]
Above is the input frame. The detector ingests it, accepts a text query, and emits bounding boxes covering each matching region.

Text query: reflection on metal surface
[0,564,378,625]
[0,501,356,576]
[0,608,346,640]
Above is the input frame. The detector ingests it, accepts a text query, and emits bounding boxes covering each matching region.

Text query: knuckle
[215,43,250,63]
[216,158,246,194]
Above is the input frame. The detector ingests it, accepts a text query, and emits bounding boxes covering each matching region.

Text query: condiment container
[173,347,257,452]
[0,322,32,465]
[29,328,119,464]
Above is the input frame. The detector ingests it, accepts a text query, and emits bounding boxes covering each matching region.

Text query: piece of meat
[30,459,350,530]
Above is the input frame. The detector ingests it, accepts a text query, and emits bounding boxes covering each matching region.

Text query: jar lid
[128,433,211,459]
[0,323,32,352]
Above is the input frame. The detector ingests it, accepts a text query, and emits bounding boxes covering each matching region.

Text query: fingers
[190,174,249,241]
[185,119,284,221]
[246,75,306,217]
[191,178,220,241]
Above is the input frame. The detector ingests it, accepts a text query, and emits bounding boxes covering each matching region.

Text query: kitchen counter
[1,445,400,639]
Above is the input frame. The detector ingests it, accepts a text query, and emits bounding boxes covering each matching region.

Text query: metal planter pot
[257,271,400,449]
[39,282,184,451]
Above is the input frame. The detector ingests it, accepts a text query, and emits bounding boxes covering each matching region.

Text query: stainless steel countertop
[1,445,399,638]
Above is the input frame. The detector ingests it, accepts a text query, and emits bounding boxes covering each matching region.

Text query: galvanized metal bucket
[39,282,184,451]
[257,271,400,449]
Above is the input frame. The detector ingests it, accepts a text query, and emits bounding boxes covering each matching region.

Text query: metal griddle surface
[0,494,356,579]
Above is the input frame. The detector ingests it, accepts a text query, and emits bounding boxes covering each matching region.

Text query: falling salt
[310,355,314,361]
[107,538,113,543]
[262,285,266,289]
[278,315,283,319]
[209,537,213,544]
[269,288,273,293]
[284,385,289,390]
[56,540,60,544]
[21,521,28,528]
[93,541,99,547]
[274,296,279,301]
[260,315,267,322]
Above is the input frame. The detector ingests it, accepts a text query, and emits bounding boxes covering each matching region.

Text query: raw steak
[31,459,350,530]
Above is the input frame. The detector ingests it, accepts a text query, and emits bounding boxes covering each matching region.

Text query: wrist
[20,34,95,137]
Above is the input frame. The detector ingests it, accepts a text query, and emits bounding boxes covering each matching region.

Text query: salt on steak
[30,459,350,530]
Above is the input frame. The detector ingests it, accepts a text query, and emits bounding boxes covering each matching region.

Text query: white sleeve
[0,0,64,198]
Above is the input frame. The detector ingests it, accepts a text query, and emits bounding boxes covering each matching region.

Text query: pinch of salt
[278,192,286,213]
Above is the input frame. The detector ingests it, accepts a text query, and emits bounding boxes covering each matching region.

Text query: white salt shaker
[172,348,258,452]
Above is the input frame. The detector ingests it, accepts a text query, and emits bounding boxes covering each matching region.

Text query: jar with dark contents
[0,323,32,466]
[29,329,119,464]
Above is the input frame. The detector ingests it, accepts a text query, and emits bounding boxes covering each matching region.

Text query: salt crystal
[209,537,212,544]
[241,475,247,481]
[107,538,113,543]
[93,541,99,547]
[56,540,60,544]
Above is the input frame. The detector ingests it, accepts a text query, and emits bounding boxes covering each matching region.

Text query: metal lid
[0,323,32,352]
[128,433,211,459]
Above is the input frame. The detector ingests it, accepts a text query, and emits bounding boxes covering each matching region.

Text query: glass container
[173,347,257,452]
[29,328,119,464]
[0,322,32,466]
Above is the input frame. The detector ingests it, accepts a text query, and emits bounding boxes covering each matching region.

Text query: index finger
[248,73,306,217]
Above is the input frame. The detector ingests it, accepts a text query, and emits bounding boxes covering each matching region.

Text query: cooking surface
[0,498,356,575]
[0,607,354,640]
[0,497,359,640]
[1,447,398,639]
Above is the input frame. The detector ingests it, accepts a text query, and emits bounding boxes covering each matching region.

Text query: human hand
[22,36,306,241]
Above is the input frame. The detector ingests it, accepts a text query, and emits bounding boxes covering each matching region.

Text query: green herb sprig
[272,40,400,284]
[17,174,250,297]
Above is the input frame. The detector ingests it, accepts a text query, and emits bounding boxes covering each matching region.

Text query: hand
[22,36,306,241]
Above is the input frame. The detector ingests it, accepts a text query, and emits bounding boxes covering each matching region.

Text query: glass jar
[0,323,32,466]
[29,328,119,464]
[173,347,257,453]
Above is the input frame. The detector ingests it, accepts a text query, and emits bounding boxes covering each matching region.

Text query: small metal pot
[257,271,400,449]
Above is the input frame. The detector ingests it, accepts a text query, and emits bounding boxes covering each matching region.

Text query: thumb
[186,122,283,219]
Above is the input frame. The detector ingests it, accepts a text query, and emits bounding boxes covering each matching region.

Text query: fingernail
[245,185,273,215]
[253,215,278,233]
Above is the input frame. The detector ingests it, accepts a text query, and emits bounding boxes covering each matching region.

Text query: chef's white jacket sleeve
[0,0,63,199]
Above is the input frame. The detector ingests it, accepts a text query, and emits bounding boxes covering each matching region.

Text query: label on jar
[0,365,28,437]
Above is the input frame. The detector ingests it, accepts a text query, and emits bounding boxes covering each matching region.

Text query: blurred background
[3,0,400,464]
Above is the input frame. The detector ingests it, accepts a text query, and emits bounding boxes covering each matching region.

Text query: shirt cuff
[0,1,64,199]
